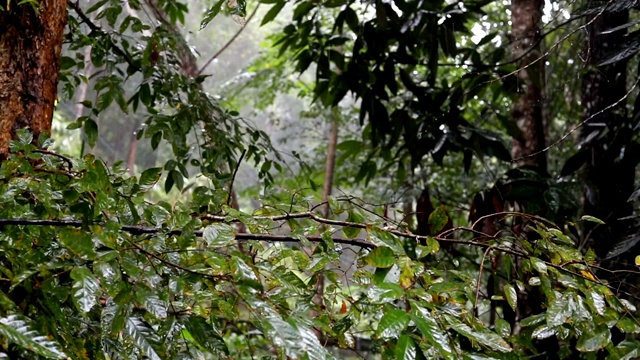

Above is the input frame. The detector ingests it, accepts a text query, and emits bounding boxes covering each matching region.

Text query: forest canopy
[0,0,638,358]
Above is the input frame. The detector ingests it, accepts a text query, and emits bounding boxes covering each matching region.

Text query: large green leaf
[427,206,449,235]
[449,321,512,353]
[395,334,417,360]
[200,0,225,29]
[59,229,97,259]
[138,167,162,189]
[0,315,66,359]
[365,246,396,268]
[261,1,285,25]
[343,210,364,238]
[125,317,164,360]
[411,305,455,360]
[504,284,517,311]
[376,309,410,339]
[70,266,100,313]
[576,325,610,352]
[203,223,237,247]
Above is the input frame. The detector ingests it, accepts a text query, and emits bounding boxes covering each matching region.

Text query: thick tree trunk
[510,0,547,172]
[0,2,67,157]
[581,5,633,258]
[508,2,556,356]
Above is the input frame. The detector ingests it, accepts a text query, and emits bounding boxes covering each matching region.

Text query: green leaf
[426,236,440,255]
[171,169,184,191]
[343,210,364,238]
[84,118,99,148]
[548,228,574,245]
[608,339,640,359]
[59,229,97,259]
[151,131,162,150]
[261,1,285,26]
[530,257,548,274]
[586,288,606,316]
[581,215,605,225]
[395,334,417,360]
[70,266,100,313]
[532,325,556,339]
[60,56,76,70]
[547,292,580,327]
[365,246,396,268]
[576,325,611,352]
[429,281,464,294]
[0,315,66,359]
[144,295,167,320]
[495,319,511,337]
[520,313,545,327]
[139,167,162,188]
[368,227,404,253]
[200,0,225,29]
[16,128,33,144]
[125,317,163,360]
[182,315,229,355]
[427,206,448,235]
[376,309,410,339]
[504,284,517,311]
[286,317,331,360]
[411,305,455,360]
[616,318,640,333]
[449,321,512,353]
[203,223,237,247]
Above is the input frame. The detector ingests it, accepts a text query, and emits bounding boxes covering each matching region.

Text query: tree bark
[0,2,67,157]
[510,0,547,172]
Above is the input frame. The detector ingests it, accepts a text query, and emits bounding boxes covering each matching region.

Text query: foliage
[1,0,640,359]
[0,133,638,358]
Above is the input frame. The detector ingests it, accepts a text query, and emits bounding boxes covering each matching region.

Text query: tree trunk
[509,3,556,356]
[580,4,633,259]
[510,0,547,172]
[0,2,67,157]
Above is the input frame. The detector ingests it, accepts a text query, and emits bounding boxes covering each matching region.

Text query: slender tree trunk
[310,117,339,340]
[510,0,547,172]
[321,120,339,218]
[127,120,142,176]
[0,2,67,157]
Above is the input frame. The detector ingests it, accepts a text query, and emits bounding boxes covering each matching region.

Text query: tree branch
[0,218,376,249]
[197,5,260,76]
[0,215,533,256]
[68,1,139,72]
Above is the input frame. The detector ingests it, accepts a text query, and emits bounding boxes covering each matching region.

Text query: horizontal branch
[201,211,530,257]
[0,218,376,250]
[0,216,531,257]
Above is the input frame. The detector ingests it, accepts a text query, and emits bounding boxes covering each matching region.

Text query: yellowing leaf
[581,269,596,281]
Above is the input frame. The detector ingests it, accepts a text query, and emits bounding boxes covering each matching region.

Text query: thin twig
[475,246,493,317]
[197,5,260,76]
[33,149,74,170]
[226,149,246,206]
